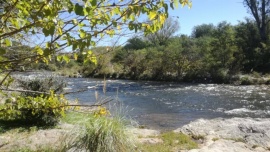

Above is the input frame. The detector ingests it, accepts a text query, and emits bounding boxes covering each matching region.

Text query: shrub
[0,92,67,126]
[16,75,66,97]
[240,76,253,85]
[37,63,58,71]
[211,68,229,83]
[252,71,261,78]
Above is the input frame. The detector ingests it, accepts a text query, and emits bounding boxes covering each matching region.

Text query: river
[64,77,270,130]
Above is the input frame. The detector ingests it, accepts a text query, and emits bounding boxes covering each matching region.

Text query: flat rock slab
[0,123,75,151]
[175,118,270,152]
[129,128,160,138]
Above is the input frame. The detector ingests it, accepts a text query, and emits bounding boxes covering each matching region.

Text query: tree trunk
[244,0,269,41]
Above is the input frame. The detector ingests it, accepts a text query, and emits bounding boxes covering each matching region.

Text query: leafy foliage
[0,0,192,74]
[0,92,68,126]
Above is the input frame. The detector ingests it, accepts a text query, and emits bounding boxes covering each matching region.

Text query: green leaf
[170,3,174,9]
[48,25,55,36]
[128,23,134,30]
[74,53,78,60]
[4,39,12,47]
[164,3,168,13]
[0,48,6,55]
[112,21,117,27]
[63,55,70,63]
[78,23,85,28]
[57,27,63,35]
[42,28,50,37]
[43,48,51,56]
[79,30,86,38]
[90,0,97,6]
[72,43,78,51]
[174,0,179,8]
[56,56,62,62]
[112,7,121,15]
[42,25,55,37]
[149,11,157,20]
[130,14,135,21]
[36,47,43,55]
[74,3,84,16]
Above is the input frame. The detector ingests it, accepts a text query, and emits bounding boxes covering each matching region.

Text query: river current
[64,78,270,130]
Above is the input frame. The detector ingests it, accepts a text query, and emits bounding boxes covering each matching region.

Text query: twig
[0,99,113,112]
[64,99,113,108]
[0,88,50,95]
[63,89,88,95]
[0,71,12,86]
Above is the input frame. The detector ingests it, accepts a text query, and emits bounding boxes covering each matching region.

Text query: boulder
[175,118,270,152]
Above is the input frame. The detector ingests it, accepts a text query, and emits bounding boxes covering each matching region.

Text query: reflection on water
[64,78,270,130]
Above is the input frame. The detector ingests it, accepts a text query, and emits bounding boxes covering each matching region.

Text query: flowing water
[64,78,270,130]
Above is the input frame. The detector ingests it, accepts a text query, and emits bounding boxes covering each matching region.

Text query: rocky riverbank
[176,117,270,152]
[1,117,270,151]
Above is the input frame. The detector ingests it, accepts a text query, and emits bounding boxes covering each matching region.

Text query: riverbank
[1,117,269,151]
[176,117,270,152]
[59,70,270,85]
[0,111,198,152]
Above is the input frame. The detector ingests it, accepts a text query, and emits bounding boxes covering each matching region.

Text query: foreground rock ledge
[1,117,270,151]
[175,117,270,152]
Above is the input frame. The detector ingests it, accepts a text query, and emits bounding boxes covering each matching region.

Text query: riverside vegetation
[0,0,195,151]
[0,76,199,152]
[1,0,270,151]
[21,18,270,84]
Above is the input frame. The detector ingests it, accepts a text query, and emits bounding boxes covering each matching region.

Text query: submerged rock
[175,117,270,152]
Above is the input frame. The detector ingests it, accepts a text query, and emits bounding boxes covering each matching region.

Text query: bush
[252,71,261,78]
[211,68,229,83]
[16,75,66,97]
[0,92,67,126]
[37,63,58,71]
[240,76,253,85]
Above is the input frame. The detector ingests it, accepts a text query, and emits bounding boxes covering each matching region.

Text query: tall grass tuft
[63,112,135,152]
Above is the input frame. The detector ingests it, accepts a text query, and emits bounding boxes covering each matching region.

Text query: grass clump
[139,131,198,152]
[224,137,246,143]
[62,111,135,152]
[191,134,205,140]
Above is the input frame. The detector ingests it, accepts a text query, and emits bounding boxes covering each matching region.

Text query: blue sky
[171,0,252,35]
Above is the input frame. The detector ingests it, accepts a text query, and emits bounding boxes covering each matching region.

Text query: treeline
[20,18,270,84]
[78,19,270,83]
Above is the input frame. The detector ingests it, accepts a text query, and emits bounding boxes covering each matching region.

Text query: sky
[170,0,252,35]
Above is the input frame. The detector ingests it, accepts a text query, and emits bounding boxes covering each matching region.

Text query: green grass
[10,147,61,152]
[62,111,135,152]
[138,131,198,152]
[224,137,246,143]
[61,111,90,124]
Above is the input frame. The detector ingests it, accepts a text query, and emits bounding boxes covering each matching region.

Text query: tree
[243,0,270,41]
[235,19,261,71]
[191,24,215,38]
[124,37,149,50]
[146,17,180,46]
[0,0,191,85]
